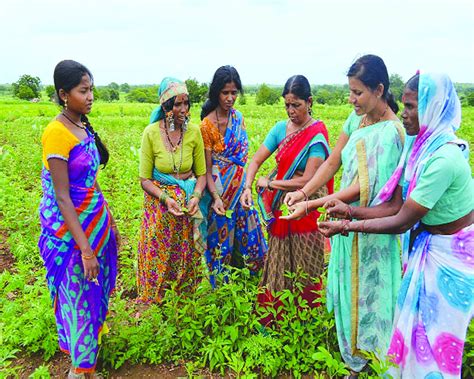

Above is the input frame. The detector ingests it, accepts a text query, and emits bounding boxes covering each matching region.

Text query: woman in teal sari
[137,77,207,303]
[283,55,404,376]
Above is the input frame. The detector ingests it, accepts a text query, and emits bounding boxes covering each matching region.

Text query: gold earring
[64,98,68,110]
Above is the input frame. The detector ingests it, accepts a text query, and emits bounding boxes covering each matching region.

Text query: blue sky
[1,0,473,85]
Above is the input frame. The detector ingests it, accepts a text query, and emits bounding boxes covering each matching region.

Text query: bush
[127,87,158,103]
[185,78,208,104]
[12,74,41,100]
[45,85,55,101]
[255,84,280,105]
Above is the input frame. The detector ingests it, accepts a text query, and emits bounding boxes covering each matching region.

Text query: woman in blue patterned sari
[200,66,267,286]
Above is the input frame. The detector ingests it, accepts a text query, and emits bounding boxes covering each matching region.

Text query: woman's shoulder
[187,123,202,134]
[143,121,161,135]
[42,120,79,144]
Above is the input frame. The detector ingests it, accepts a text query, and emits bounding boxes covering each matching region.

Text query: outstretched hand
[324,199,352,220]
[284,190,305,207]
[317,220,345,237]
[279,201,306,220]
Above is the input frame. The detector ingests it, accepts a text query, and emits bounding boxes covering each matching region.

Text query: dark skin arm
[205,149,225,216]
[318,197,429,237]
[48,159,99,280]
[323,185,404,220]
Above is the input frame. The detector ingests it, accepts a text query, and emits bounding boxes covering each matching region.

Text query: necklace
[360,104,388,128]
[164,123,183,152]
[61,112,87,130]
[289,116,313,134]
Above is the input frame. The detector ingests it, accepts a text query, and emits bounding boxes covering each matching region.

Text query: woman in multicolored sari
[283,55,404,376]
[319,73,473,379]
[138,77,207,303]
[39,60,119,378]
[240,74,333,325]
[200,66,267,286]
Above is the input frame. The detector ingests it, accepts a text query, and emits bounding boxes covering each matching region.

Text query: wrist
[159,192,170,204]
[297,188,308,200]
[341,219,351,236]
[347,205,353,220]
[211,190,220,200]
[267,180,273,190]
[191,190,202,200]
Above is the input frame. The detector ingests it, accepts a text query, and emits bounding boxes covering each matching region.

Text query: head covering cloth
[150,77,188,124]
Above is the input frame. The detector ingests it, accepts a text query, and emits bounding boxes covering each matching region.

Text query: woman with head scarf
[137,77,207,303]
[319,73,473,378]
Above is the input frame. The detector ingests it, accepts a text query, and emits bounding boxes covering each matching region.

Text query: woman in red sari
[240,75,333,325]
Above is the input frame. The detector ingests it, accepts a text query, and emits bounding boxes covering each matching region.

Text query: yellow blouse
[41,120,80,170]
[139,122,206,179]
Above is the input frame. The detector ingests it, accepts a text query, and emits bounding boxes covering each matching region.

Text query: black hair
[200,65,243,120]
[282,75,312,101]
[53,60,109,167]
[161,95,191,115]
[347,54,399,114]
[405,74,420,93]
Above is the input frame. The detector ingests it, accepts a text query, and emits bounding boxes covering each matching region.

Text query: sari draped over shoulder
[326,115,404,371]
[137,168,206,303]
[257,121,333,326]
[38,129,117,374]
[383,74,473,378]
[201,109,267,287]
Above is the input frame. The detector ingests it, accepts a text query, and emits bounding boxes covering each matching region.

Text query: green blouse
[410,143,473,225]
[139,122,206,179]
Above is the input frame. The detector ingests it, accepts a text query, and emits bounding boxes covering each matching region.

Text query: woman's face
[172,93,190,126]
[401,88,419,135]
[348,77,380,116]
[284,93,310,125]
[218,81,238,112]
[63,74,94,114]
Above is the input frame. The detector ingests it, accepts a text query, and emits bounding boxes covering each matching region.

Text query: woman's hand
[324,199,352,220]
[212,197,226,216]
[284,190,305,206]
[165,198,185,216]
[240,188,253,209]
[187,197,200,216]
[112,224,121,250]
[318,220,345,237]
[81,246,100,282]
[256,177,270,190]
[279,201,306,220]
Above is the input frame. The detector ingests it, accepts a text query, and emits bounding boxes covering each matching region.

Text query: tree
[255,84,280,105]
[127,88,159,103]
[185,78,208,104]
[466,91,474,107]
[389,74,404,102]
[120,83,131,93]
[45,85,56,101]
[12,74,41,100]
[108,82,119,91]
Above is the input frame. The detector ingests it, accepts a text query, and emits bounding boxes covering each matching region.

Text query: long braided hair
[53,60,109,167]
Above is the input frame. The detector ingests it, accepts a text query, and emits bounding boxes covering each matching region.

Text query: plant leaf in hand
[317,207,327,222]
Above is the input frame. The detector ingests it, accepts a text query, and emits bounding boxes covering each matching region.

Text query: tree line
[5,74,474,107]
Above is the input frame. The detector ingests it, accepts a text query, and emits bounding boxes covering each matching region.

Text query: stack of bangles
[82,253,95,260]
[296,188,309,215]
[341,219,350,236]
[211,190,220,200]
[159,192,170,204]
[191,190,202,200]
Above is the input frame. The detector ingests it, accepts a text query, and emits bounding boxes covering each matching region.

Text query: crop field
[1,96,473,378]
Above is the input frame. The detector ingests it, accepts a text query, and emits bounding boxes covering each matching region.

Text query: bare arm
[204,150,225,215]
[49,159,99,279]
[318,198,428,237]
[240,144,272,208]
[285,132,349,206]
[264,157,324,191]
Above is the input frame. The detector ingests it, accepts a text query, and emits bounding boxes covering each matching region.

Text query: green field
[1,97,473,378]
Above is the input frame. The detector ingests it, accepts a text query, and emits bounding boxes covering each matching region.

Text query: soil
[0,228,15,273]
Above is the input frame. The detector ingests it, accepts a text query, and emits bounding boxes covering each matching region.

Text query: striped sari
[38,130,117,374]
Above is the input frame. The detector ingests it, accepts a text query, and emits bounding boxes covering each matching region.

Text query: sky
[1,0,473,86]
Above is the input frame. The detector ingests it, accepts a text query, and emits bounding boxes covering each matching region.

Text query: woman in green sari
[283,55,404,376]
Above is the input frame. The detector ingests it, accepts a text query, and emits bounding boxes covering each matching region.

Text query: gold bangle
[191,191,202,200]
[82,254,95,260]
[211,190,220,200]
